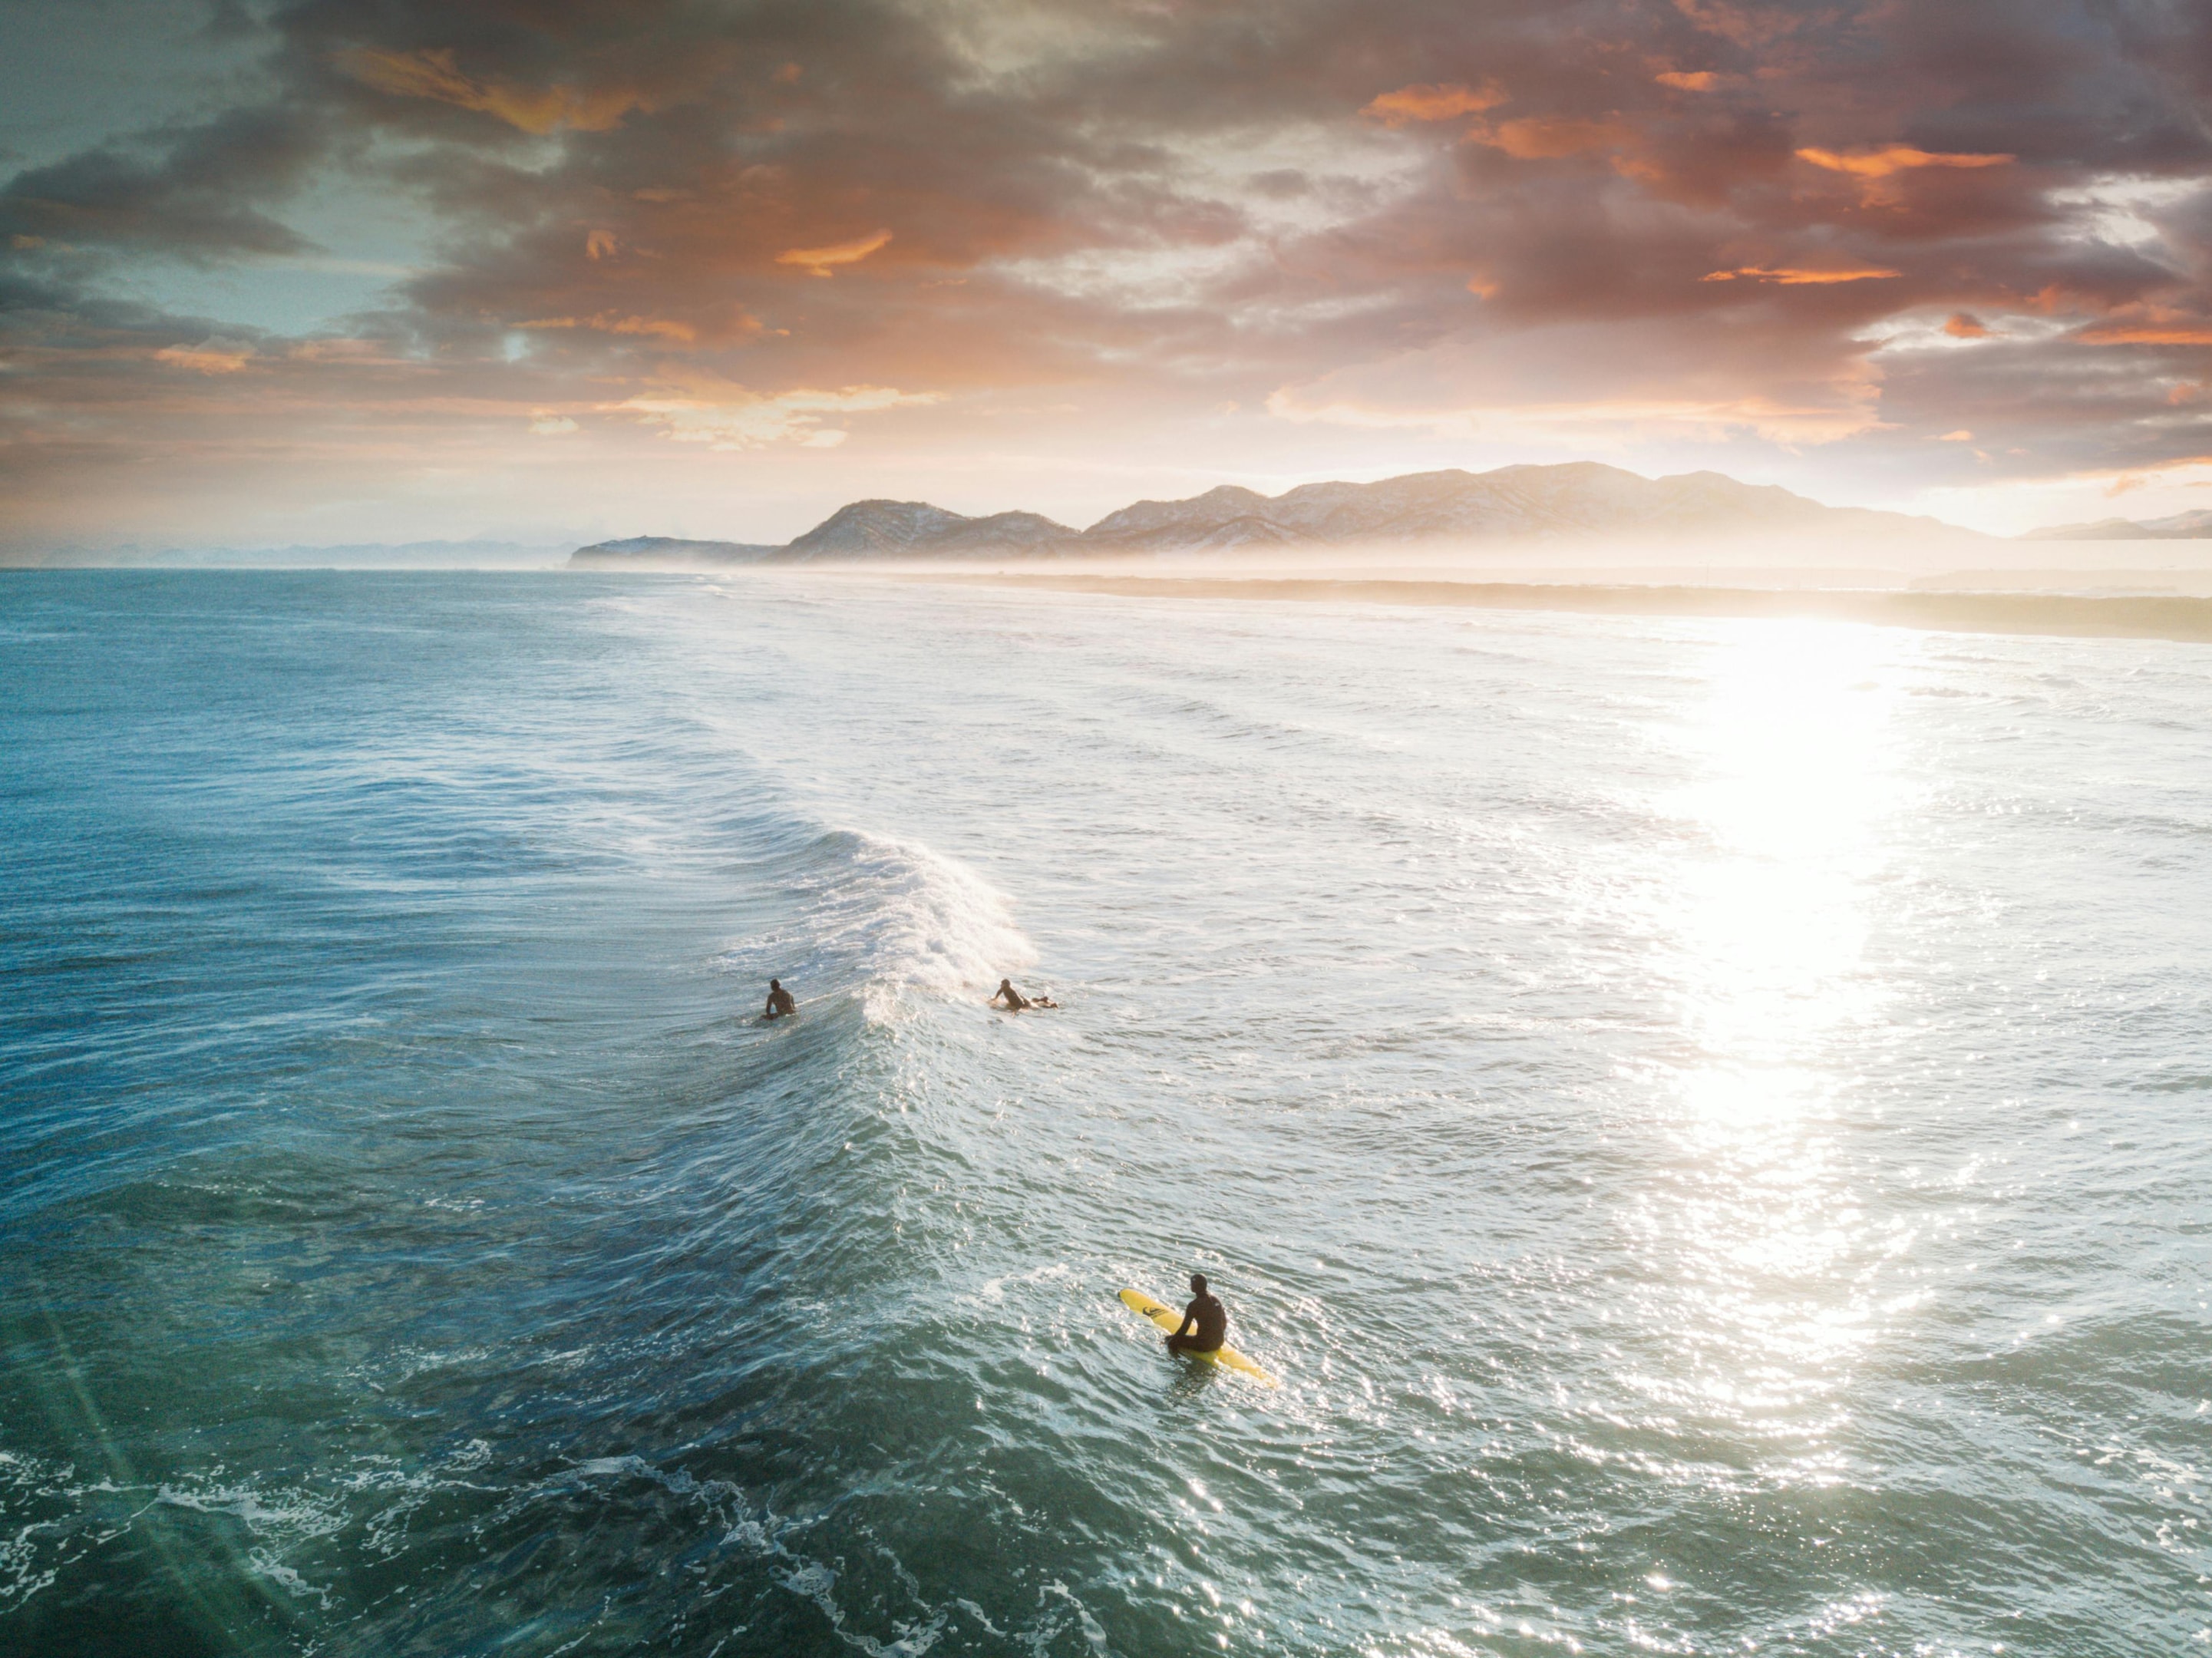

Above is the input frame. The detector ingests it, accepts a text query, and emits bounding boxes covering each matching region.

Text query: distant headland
[566,461,1980,569]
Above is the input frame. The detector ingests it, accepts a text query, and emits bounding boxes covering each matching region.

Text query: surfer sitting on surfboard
[989,979,1056,1010]
[763,978,796,1020]
[1165,1273,1227,1356]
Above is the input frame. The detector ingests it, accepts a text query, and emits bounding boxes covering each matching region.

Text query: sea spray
[719,826,1035,1019]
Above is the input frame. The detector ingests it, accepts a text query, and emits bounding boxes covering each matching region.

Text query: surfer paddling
[763,978,796,1021]
[1165,1273,1227,1356]
[989,979,1056,1010]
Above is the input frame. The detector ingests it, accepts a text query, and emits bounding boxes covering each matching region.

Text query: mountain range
[2022,509,2212,540]
[566,461,1979,567]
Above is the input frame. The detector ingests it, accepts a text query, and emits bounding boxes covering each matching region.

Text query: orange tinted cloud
[1796,145,2015,177]
[1362,81,1507,125]
[1796,144,2013,206]
[286,339,410,366]
[1469,115,1626,160]
[775,229,893,277]
[338,47,642,134]
[1943,312,1991,338]
[2077,324,2212,345]
[612,371,940,450]
[1654,71,1720,91]
[155,340,254,374]
[1702,266,1902,284]
[519,313,698,342]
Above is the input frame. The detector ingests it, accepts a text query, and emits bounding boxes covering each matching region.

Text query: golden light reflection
[1647,620,1901,1409]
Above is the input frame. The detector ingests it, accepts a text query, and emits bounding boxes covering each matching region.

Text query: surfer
[989,979,1056,1010]
[1165,1273,1227,1356]
[763,978,795,1020]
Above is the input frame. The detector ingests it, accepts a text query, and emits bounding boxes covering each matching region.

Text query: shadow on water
[1157,1355,1228,1409]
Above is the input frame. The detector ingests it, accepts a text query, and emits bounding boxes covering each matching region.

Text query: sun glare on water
[1636,620,1908,1431]
[1671,619,1899,1123]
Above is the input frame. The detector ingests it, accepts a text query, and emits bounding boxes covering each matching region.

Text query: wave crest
[732,827,1035,1009]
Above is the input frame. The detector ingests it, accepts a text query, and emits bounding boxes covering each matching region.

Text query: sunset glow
[3,1,2212,550]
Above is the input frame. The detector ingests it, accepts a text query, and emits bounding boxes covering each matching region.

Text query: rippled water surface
[2,570,2208,1656]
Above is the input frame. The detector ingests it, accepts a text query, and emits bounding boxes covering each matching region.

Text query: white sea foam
[731,826,1034,1012]
[157,1481,345,1542]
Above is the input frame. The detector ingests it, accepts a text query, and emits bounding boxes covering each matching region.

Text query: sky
[3,0,2212,553]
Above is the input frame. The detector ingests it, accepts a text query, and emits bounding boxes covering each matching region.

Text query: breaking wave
[720,824,1035,1014]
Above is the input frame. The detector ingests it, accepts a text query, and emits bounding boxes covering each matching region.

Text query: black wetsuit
[1170,1293,1227,1354]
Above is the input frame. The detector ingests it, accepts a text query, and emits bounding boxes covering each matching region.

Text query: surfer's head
[1190,1273,1208,1293]
[1000,979,1012,990]
[769,979,781,990]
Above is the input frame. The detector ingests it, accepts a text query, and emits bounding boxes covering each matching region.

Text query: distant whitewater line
[566,461,1983,569]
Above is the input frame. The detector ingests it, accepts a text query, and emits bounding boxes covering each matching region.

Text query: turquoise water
[2,570,2207,1656]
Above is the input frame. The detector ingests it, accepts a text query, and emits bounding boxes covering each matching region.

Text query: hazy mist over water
[2,570,2208,1656]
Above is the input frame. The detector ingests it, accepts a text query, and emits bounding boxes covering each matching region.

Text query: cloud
[8,0,2212,548]
[775,230,894,278]
[1794,146,2016,179]
[155,338,255,373]
[0,105,322,259]
[520,313,699,342]
[2076,323,2212,345]
[612,372,941,449]
[336,47,644,134]
[1266,312,1890,447]
[1467,116,1630,163]
[1362,82,1507,126]
[1702,266,1903,284]
[1795,144,2015,206]
[287,338,413,365]
[1671,0,1802,48]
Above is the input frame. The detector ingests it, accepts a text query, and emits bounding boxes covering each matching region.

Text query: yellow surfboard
[1119,1288,1279,1387]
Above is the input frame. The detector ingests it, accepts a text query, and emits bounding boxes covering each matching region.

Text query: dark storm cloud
[6,0,2212,540]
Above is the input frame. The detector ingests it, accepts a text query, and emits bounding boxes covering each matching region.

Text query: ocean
[2,570,2207,1656]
